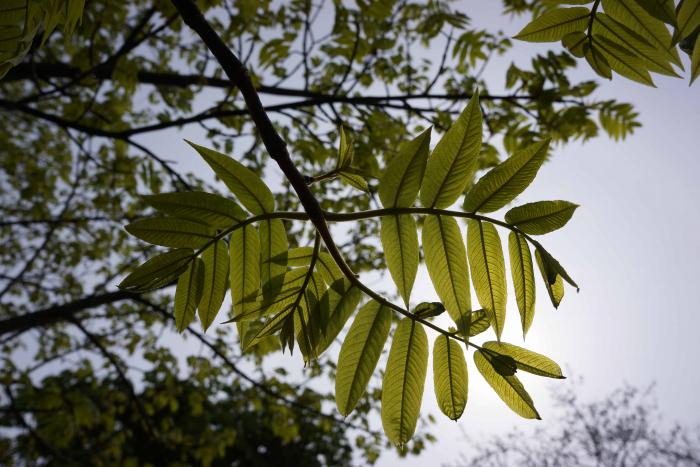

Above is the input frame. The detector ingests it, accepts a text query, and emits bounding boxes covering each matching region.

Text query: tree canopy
[1,0,697,463]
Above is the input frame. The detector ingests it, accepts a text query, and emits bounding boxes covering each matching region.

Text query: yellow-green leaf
[562,31,588,57]
[125,218,215,249]
[586,44,613,78]
[339,172,369,192]
[198,240,229,332]
[463,140,550,213]
[230,224,260,316]
[420,93,482,209]
[119,249,193,292]
[674,0,700,43]
[505,200,579,235]
[508,233,536,337]
[602,0,682,67]
[269,247,343,285]
[422,216,472,324]
[535,248,566,308]
[381,215,419,307]
[474,349,541,419]
[514,7,591,43]
[467,220,507,340]
[433,335,468,420]
[378,128,431,207]
[593,12,680,76]
[483,342,564,379]
[187,141,274,214]
[335,300,392,416]
[381,319,429,447]
[337,126,354,169]
[142,191,246,228]
[259,219,288,297]
[592,34,656,86]
[634,0,678,26]
[174,258,204,332]
[691,33,700,84]
[314,279,363,357]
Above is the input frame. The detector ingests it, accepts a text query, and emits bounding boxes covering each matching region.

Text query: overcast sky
[138,2,700,464]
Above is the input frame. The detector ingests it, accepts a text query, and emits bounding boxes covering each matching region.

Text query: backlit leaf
[335,300,392,416]
[474,349,541,419]
[505,200,579,234]
[514,7,591,43]
[423,215,472,324]
[381,215,419,307]
[691,33,700,84]
[230,224,260,316]
[118,249,194,292]
[125,218,215,249]
[420,93,482,209]
[378,128,431,207]
[381,319,429,446]
[187,141,274,214]
[483,342,565,379]
[674,0,700,43]
[592,34,655,86]
[142,191,246,228]
[535,248,566,308]
[463,140,550,213]
[314,279,363,357]
[174,258,204,332]
[467,220,507,340]
[433,335,468,420]
[602,0,682,66]
[508,232,536,337]
[259,219,288,297]
[633,0,678,26]
[198,240,229,332]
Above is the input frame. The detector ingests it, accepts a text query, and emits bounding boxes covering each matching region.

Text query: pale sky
[138,2,700,464]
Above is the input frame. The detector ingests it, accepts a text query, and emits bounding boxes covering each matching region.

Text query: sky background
[138,2,700,464]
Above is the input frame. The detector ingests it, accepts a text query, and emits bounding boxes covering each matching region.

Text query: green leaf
[174,258,205,332]
[420,93,482,209]
[562,31,589,57]
[187,140,274,214]
[269,247,343,285]
[198,240,229,332]
[467,220,507,340]
[592,34,656,86]
[335,300,392,416]
[691,33,700,84]
[433,335,468,420]
[142,191,246,228]
[259,219,288,297]
[462,309,492,337]
[381,319,429,447]
[602,0,682,67]
[463,140,550,213]
[119,249,194,292]
[413,302,446,319]
[337,126,354,169]
[535,248,566,308]
[381,215,419,307]
[593,12,680,76]
[514,7,591,43]
[633,0,678,26]
[125,218,215,249]
[534,243,579,291]
[378,128,431,207]
[586,44,613,78]
[674,0,700,43]
[483,342,565,379]
[508,233,536,337]
[474,349,541,419]
[230,224,261,316]
[422,216,472,324]
[314,279,363,357]
[339,172,369,192]
[505,200,579,234]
